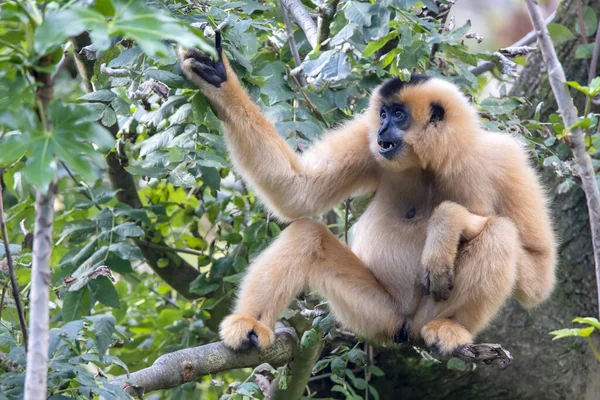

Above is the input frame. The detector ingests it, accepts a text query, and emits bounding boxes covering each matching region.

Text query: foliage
[550,317,600,363]
[0,0,589,399]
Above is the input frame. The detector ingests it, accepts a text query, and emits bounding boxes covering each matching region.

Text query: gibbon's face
[368,75,478,172]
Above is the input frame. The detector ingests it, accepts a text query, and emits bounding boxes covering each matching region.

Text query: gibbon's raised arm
[179,37,381,221]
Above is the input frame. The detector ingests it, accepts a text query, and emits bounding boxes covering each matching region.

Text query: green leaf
[573,317,600,329]
[63,287,92,322]
[547,23,575,45]
[90,276,121,308]
[112,222,145,238]
[549,327,595,340]
[87,315,116,357]
[575,43,595,59]
[344,1,373,27]
[363,31,398,57]
[575,6,598,37]
[109,0,211,59]
[347,348,366,366]
[79,90,117,103]
[367,365,385,377]
[34,8,109,55]
[331,356,347,377]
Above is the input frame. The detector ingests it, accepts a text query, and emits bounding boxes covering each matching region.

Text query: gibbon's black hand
[183,30,227,88]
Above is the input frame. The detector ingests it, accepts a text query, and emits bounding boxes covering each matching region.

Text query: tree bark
[372,0,600,398]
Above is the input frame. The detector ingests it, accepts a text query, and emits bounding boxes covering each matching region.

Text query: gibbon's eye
[395,109,404,119]
[380,111,386,121]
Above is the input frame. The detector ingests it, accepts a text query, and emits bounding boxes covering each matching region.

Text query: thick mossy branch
[115,325,511,396]
[115,327,298,396]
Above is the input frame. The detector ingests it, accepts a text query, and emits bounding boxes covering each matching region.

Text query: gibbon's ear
[430,103,445,123]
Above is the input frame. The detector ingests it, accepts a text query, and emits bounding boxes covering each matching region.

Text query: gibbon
[179,33,557,354]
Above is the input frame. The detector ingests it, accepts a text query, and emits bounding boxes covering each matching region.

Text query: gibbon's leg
[220,219,402,350]
[417,216,519,354]
[421,201,489,301]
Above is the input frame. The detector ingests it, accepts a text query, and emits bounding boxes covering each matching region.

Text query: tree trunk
[373,0,600,398]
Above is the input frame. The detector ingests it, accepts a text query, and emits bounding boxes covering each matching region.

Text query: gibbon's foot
[219,314,275,350]
[393,321,411,344]
[421,267,454,302]
[179,30,227,88]
[421,319,473,355]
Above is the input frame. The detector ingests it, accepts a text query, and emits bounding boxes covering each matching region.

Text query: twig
[524,0,600,320]
[575,0,588,45]
[0,180,28,350]
[114,326,298,396]
[280,0,318,49]
[469,8,556,76]
[137,240,205,256]
[281,1,307,86]
[316,0,339,48]
[344,199,350,245]
[286,65,330,128]
[0,282,7,321]
[60,161,101,211]
[588,20,600,84]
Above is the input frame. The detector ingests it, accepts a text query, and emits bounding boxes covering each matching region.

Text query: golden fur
[179,48,557,354]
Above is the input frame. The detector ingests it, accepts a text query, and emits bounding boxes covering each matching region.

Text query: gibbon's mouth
[378,139,403,159]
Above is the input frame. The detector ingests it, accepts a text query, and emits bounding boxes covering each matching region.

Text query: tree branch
[470,8,556,76]
[115,326,298,396]
[280,0,318,49]
[316,0,339,49]
[524,0,600,320]
[270,336,324,400]
[24,52,57,400]
[281,1,307,86]
[0,176,28,350]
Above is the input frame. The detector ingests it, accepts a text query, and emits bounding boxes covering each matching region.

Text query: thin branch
[136,240,204,257]
[281,2,307,86]
[575,0,588,45]
[451,343,512,367]
[25,181,57,399]
[524,0,600,320]
[470,8,556,76]
[280,0,318,49]
[286,65,330,128]
[588,20,600,84]
[114,326,298,396]
[0,183,27,349]
[25,51,57,400]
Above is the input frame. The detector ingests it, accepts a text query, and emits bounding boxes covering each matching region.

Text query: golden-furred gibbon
[179,33,557,354]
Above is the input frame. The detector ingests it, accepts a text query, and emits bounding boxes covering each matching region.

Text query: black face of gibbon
[377,103,410,159]
[377,75,446,160]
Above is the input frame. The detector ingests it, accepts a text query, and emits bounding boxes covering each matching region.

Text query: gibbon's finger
[188,59,225,88]
[215,29,223,57]
[185,47,213,64]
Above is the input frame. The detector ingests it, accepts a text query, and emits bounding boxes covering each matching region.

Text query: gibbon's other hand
[179,30,227,88]
[421,266,454,302]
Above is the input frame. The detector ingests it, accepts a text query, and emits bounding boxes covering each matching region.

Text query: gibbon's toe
[219,314,275,350]
[421,319,473,355]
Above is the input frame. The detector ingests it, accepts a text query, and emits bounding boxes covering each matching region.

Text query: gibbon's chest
[350,175,438,306]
